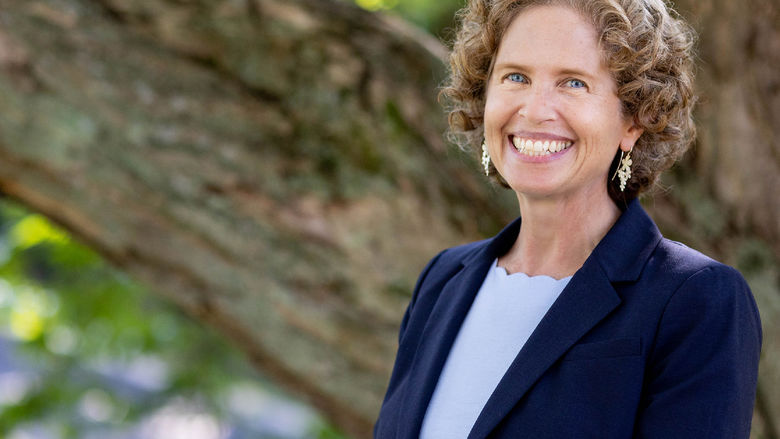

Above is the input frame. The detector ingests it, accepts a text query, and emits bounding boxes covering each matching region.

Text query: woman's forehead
[494,5,605,72]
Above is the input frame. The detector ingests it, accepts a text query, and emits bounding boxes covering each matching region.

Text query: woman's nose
[518,86,556,124]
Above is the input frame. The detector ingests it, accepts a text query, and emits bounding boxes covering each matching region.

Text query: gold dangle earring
[611,149,632,192]
[481,140,491,176]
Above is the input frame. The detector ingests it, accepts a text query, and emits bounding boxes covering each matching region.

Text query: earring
[481,140,491,176]
[611,149,632,192]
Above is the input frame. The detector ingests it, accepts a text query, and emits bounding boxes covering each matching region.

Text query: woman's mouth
[511,136,573,157]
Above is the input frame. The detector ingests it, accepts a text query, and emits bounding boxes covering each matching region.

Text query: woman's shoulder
[652,237,745,283]
[646,238,757,320]
[436,238,492,263]
[412,238,493,290]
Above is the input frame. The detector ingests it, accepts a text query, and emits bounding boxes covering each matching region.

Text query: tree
[0,0,776,437]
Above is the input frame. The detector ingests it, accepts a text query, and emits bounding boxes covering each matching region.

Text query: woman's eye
[507,73,527,83]
[566,79,587,89]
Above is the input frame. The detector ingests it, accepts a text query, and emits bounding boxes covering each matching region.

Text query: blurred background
[0,0,777,438]
[6,3,463,439]
[0,202,332,438]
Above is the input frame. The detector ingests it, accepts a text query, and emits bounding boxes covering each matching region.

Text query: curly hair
[442,0,697,203]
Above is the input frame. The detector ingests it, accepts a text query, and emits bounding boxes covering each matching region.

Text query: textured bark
[0,0,776,437]
[0,0,516,436]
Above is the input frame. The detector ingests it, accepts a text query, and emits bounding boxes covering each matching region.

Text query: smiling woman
[374,0,761,438]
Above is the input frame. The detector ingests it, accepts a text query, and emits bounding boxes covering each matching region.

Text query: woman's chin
[505,180,565,200]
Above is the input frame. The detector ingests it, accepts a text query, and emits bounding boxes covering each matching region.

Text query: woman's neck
[498,191,621,280]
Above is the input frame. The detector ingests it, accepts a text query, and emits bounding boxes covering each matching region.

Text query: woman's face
[484,5,642,202]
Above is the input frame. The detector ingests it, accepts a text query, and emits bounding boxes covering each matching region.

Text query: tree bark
[0,0,776,437]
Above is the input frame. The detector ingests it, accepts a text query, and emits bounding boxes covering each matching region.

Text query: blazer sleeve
[374,249,446,437]
[634,265,762,438]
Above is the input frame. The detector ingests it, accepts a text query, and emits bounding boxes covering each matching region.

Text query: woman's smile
[508,134,574,160]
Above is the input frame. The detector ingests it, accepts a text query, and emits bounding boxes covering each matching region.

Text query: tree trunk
[0,0,776,437]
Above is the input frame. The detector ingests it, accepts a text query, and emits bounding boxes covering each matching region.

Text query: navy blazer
[374,200,762,438]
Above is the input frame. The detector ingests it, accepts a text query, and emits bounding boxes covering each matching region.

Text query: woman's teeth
[511,137,573,156]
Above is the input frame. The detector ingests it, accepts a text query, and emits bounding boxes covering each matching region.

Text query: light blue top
[419,259,572,438]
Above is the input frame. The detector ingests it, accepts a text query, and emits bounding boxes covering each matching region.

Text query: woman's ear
[620,120,644,152]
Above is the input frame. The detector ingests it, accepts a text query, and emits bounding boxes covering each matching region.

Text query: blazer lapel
[467,199,662,439]
[467,258,619,438]
[397,219,522,439]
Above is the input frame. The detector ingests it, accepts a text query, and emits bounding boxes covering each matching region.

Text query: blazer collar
[463,198,662,281]
[593,199,662,281]
[399,199,662,439]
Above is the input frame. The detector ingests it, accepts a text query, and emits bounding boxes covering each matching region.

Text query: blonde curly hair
[442,0,697,203]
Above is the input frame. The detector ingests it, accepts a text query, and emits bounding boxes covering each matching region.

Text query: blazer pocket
[562,337,641,361]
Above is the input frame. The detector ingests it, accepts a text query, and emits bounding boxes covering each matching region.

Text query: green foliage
[310,421,351,439]
[0,200,333,437]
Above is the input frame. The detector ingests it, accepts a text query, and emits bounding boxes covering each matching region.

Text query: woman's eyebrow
[492,62,596,80]
[556,68,596,80]
[491,62,529,72]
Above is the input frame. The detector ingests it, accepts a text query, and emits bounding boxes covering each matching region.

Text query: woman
[374,0,762,438]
